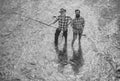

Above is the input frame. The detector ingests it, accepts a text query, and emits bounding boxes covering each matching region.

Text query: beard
[76,14,80,18]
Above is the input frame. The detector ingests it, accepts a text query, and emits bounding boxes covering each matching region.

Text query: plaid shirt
[57,15,71,30]
[72,17,84,33]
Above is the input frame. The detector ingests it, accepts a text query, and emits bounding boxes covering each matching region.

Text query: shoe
[69,59,76,65]
[60,59,68,65]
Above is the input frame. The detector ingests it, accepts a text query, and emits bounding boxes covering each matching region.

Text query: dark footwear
[58,57,68,65]
[69,59,76,65]
[62,60,68,65]
[59,59,68,65]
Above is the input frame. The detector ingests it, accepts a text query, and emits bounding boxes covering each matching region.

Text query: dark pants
[54,28,68,47]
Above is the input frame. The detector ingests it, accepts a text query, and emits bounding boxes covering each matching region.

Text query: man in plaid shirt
[71,9,85,48]
[50,8,71,47]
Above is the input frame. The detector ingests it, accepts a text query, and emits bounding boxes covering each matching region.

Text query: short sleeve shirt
[58,15,71,30]
[72,17,84,33]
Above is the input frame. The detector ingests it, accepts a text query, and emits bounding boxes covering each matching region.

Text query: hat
[59,8,66,13]
[75,9,80,13]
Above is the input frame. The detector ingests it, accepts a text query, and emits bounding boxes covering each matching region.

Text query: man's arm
[82,18,85,29]
[80,18,85,34]
[53,18,58,24]
[66,17,73,29]
[49,17,58,25]
[68,17,72,25]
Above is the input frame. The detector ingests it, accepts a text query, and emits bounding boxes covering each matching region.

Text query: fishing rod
[13,12,57,28]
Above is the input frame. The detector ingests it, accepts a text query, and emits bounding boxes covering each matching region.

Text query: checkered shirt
[58,15,71,31]
[72,17,84,33]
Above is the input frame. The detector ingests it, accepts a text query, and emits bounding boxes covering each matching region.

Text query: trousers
[54,28,68,47]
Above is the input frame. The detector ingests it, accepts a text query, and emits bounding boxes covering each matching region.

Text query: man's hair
[75,9,80,13]
[59,8,66,13]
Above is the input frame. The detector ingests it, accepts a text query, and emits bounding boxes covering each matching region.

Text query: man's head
[75,9,80,18]
[59,8,66,16]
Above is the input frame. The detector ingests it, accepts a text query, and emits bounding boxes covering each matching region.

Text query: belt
[58,27,68,31]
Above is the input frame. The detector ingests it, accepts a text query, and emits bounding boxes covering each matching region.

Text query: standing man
[70,9,85,71]
[71,9,85,48]
[50,8,71,48]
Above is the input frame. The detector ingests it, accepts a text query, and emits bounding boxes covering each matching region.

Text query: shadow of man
[55,43,68,73]
[70,43,84,74]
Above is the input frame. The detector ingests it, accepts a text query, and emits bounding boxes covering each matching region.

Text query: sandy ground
[0,0,120,81]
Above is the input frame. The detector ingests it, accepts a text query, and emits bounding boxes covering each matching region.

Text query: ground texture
[0,0,120,81]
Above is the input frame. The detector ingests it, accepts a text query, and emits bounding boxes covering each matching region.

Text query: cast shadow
[55,43,68,73]
[70,43,84,74]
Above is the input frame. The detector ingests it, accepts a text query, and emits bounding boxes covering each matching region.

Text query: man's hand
[53,16,57,18]
[49,16,58,26]
[82,34,86,36]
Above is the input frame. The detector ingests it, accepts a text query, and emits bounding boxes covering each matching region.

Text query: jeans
[54,28,68,47]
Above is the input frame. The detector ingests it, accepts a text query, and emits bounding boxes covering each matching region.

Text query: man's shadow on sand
[55,43,68,73]
[70,43,84,74]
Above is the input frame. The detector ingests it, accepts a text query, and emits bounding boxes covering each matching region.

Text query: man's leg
[71,32,77,49]
[54,28,61,47]
[60,29,68,65]
[63,29,68,46]
[78,32,82,45]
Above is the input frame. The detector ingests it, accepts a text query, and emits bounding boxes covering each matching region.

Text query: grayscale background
[0,0,120,81]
